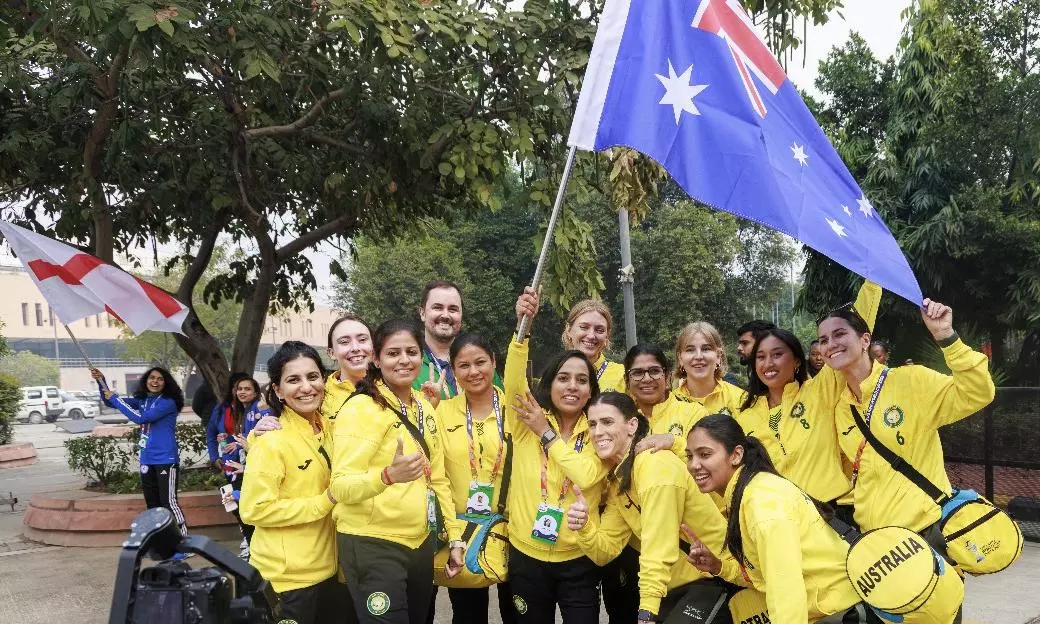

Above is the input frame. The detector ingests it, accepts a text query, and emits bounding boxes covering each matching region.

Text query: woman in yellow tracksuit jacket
[332,319,465,624]
[239,341,353,624]
[430,332,515,624]
[817,297,995,534]
[561,298,626,392]
[323,314,374,430]
[673,321,745,415]
[600,343,710,622]
[565,392,743,623]
[508,287,610,624]
[685,413,963,624]
[736,280,881,512]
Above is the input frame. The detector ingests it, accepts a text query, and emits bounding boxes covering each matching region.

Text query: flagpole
[617,207,638,348]
[64,324,108,390]
[516,145,579,343]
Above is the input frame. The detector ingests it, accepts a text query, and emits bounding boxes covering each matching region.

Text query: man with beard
[413,280,502,399]
[735,320,777,367]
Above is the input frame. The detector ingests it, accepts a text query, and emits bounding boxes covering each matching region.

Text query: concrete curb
[0,442,38,469]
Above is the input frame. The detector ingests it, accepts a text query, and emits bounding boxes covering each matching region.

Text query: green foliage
[0,373,19,446]
[102,466,224,495]
[65,422,211,488]
[0,350,59,386]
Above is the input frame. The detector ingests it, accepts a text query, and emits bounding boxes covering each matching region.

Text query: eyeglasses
[627,366,666,381]
[815,301,864,326]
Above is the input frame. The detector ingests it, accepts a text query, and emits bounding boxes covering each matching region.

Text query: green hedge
[0,373,18,446]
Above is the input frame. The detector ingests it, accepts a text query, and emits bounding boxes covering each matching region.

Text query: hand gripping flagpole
[515,145,579,343]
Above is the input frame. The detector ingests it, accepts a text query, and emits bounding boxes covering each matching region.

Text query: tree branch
[276,213,360,262]
[177,223,220,302]
[303,132,367,154]
[245,88,347,139]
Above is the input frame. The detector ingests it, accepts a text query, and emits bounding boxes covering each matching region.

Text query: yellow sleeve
[330,400,391,504]
[429,404,463,541]
[575,497,631,566]
[636,484,687,615]
[239,438,334,528]
[811,280,883,391]
[750,518,809,624]
[547,438,610,490]
[504,339,531,442]
[919,339,995,428]
[669,402,707,456]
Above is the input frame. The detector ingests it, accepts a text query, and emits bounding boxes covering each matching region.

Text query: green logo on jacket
[367,592,390,615]
[883,406,905,428]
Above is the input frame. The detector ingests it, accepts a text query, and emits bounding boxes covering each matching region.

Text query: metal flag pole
[65,324,108,390]
[617,206,638,348]
[516,145,579,343]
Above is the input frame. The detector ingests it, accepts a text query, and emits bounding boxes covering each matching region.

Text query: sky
[2,0,911,302]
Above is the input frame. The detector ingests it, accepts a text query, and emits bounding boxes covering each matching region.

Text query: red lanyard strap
[539,430,586,504]
[465,391,505,482]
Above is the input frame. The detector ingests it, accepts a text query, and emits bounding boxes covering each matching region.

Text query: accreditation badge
[466,481,494,515]
[427,489,438,532]
[531,503,563,544]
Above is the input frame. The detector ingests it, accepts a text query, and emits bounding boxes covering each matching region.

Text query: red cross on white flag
[691,0,788,117]
[0,221,188,335]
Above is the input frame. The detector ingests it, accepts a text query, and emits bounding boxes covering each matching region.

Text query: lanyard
[539,430,586,505]
[851,368,890,486]
[596,360,608,380]
[398,395,433,483]
[465,391,505,482]
[426,349,457,395]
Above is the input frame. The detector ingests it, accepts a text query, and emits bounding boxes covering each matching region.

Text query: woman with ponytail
[331,319,464,624]
[564,393,740,623]
[238,341,352,624]
[685,414,963,624]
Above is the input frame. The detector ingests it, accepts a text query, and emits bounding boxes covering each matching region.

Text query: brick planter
[0,442,38,469]
[23,489,240,547]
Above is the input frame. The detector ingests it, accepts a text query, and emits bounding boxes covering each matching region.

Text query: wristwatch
[637,609,656,623]
[540,428,558,451]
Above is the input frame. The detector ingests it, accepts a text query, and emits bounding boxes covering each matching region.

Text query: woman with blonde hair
[673,321,744,416]
[562,299,625,392]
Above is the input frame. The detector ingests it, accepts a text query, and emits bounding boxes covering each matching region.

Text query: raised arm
[574,495,631,566]
[111,395,176,425]
[917,300,995,427]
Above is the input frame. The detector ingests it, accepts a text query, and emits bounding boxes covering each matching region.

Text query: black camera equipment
[108,507,280,623]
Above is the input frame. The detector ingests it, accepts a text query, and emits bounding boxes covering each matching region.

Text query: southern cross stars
[826,217,848,237]
[791,143,808,166]
[656,60,709,125]
[857,194,874,217]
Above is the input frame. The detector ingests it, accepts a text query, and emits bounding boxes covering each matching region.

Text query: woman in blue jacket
[92,366,187,537]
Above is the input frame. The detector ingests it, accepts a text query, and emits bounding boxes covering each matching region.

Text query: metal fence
[941,387,1040,541]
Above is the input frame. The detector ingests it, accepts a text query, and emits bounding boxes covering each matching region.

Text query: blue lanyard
[465,391,503,442]
[399,395,425,436]
[597,360,608,380]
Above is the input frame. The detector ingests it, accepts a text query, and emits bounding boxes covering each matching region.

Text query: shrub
[65,435,134,487]
[0,373,19,446]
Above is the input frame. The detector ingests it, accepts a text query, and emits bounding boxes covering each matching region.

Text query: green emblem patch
[425,415,438,435]
[883,406,905,428]
[668,422,684,436]
[513,595,528,615]
[790,401,805,419]
[367,592,390,616]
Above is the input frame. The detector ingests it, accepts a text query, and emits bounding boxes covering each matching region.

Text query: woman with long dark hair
[736,281,881,511]
[685,414,963,623]
[430,332,515,624]
[92,365,188,540]
[506,287,609,624]
[565,393,739,623]
[817,297,994,534]
[332,319,464,624]
[239,341,351,624]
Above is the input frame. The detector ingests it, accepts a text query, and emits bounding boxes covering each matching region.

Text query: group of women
[100,275,995,624]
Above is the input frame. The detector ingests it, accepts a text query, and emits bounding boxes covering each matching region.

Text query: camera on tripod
[108,507,280,623]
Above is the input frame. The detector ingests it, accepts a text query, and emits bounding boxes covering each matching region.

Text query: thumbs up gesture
[681,523,723,575]
[385,437,425,484]
[566,485,590,531]
[420,362,446,407]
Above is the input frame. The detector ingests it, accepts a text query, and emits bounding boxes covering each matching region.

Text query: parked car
[16,386,63,424]
[59,391,100,420]
[70,390,103,409]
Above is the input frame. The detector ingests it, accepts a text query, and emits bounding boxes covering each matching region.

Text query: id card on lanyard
[851,368,889,486]
[465,391,504,515]
[399,396,438,532]
[531,431,586,544]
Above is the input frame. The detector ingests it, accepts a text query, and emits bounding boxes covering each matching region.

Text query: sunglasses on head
[815,301,864,326]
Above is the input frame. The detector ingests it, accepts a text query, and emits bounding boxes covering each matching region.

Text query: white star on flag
[826,217,847,237]
[791,143,808,166]
[842,205,851,217]
[655,60,709,124]
[857,195,874,217]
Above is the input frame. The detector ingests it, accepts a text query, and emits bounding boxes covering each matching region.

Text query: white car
[16,386,64,424]
[58,390,100,420]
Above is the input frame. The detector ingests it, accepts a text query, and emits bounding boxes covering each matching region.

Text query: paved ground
[1,423,1038,623]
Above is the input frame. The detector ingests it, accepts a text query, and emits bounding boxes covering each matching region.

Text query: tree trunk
[231,254,277,376]
[174,308,231,399]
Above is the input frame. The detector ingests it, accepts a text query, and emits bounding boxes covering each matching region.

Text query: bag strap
[825,513,861,546]
[317,445,332,470]
[850,404,950,506]
[497,433,514,516]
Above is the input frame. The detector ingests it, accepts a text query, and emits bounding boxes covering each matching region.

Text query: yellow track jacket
[435,387,509,515]
[835,340,995,532]
[505,338,609,561]
[322,371,357,435]
[239,407,337,593]
[594,354,627,393]
[675,379,746,417]
[738,281,881,503]
[331,383,463,548]
[576,451,743,615]
[640,391,709,457]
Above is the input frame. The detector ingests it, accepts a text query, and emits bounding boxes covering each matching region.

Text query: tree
[0,351,60,386]
[1,0,852,397]
[804,0,1040,382]
[0,323,15,444]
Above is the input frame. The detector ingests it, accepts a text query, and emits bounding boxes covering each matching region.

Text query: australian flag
[569,0,923,305]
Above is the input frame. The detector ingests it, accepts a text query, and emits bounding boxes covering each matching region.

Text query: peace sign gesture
[420,361,447,408]
[512,390,550,437]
